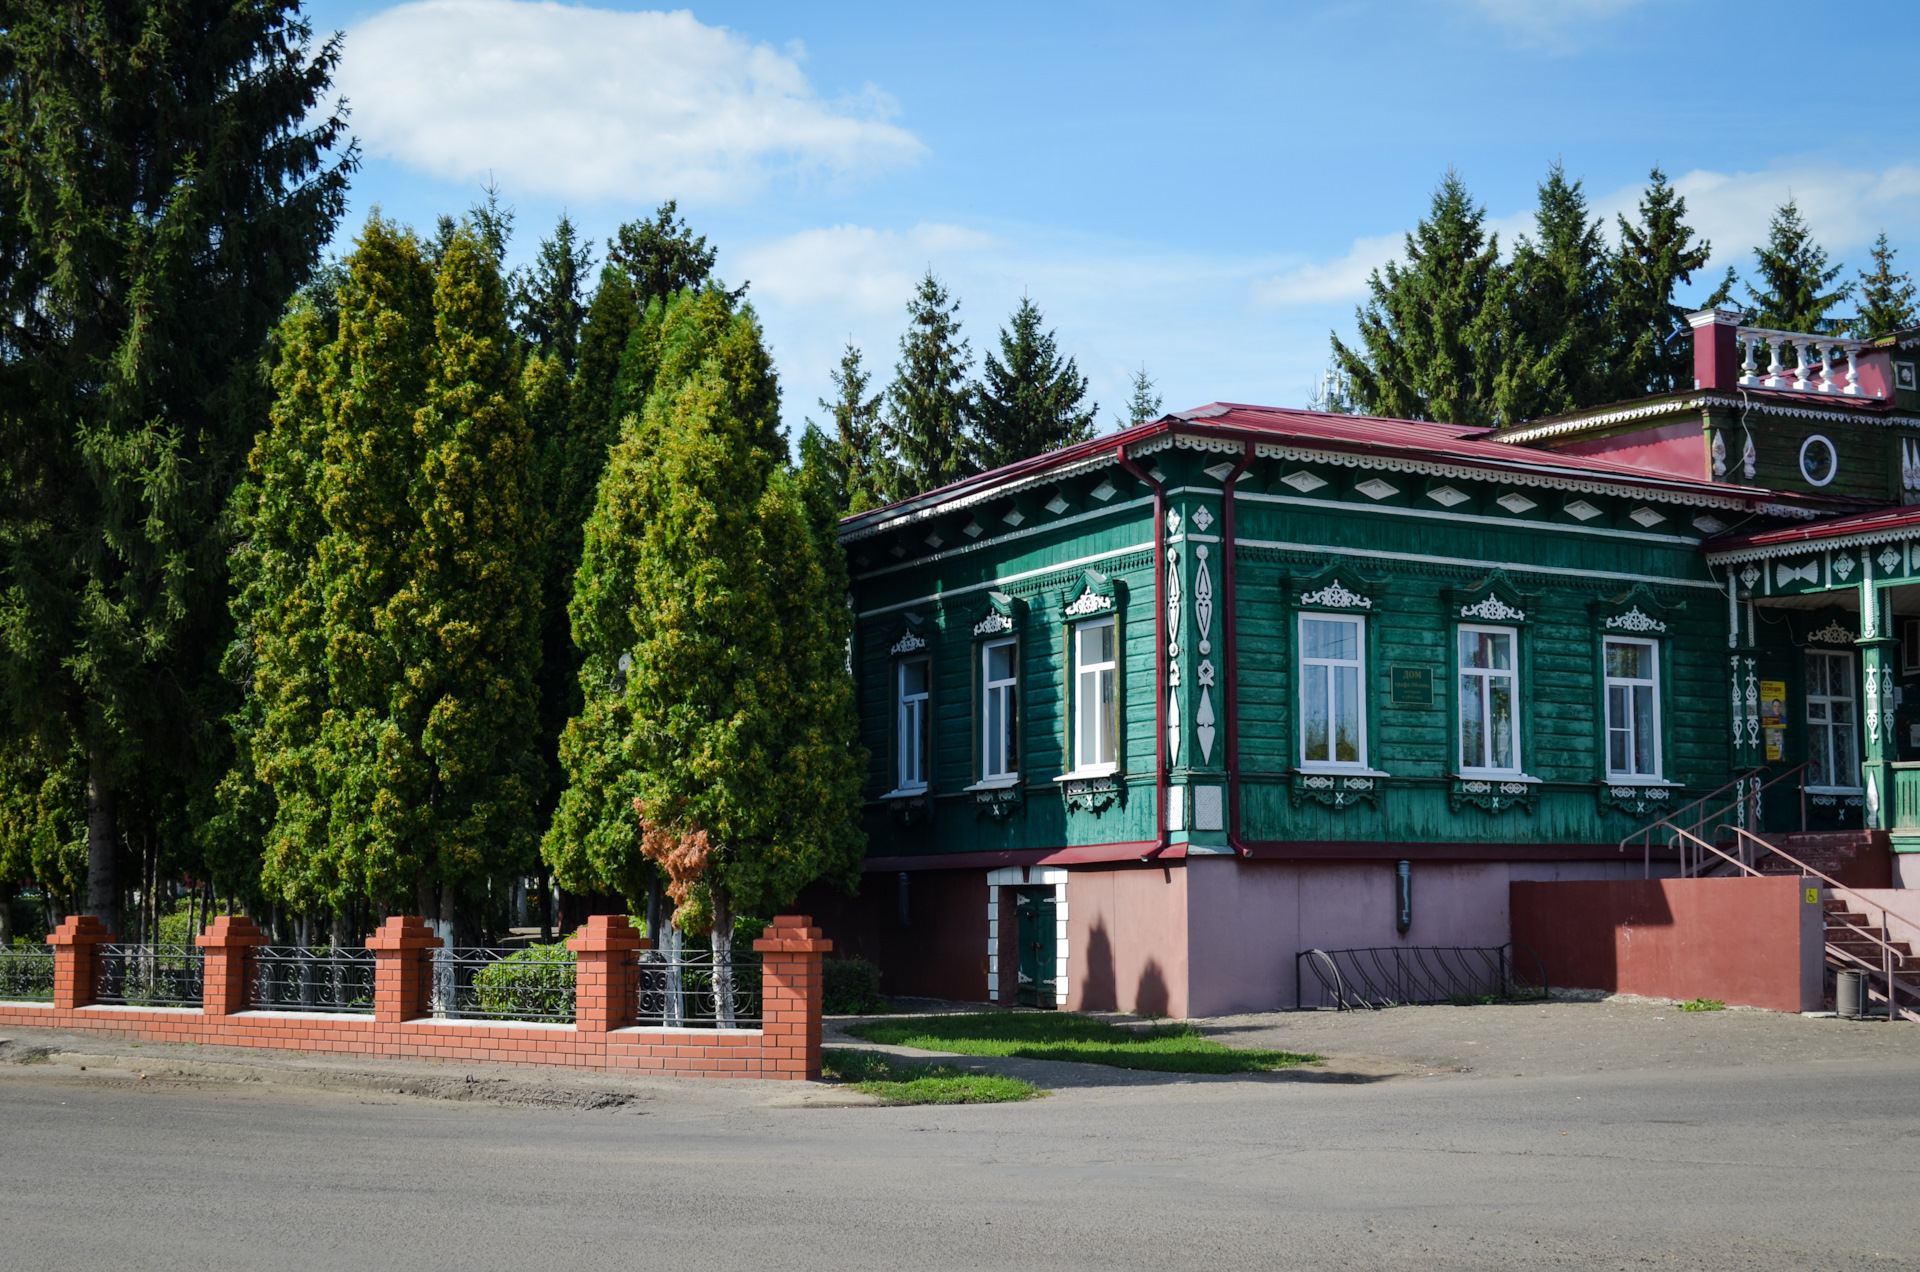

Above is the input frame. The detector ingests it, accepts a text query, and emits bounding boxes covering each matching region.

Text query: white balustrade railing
[1736,325,1880,397]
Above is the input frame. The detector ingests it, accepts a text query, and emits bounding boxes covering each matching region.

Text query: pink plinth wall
[1061,856,1657,1018]
[1511,876,1825,1012]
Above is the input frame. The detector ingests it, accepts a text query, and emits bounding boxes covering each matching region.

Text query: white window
[1300,614,1365,768]
[1459,625,1519,774]
[896,658,930,790]
[1603,638,1661,779]
[1806,651,1858,790]
[1073,619,1116,772]
[981,639,1018,780]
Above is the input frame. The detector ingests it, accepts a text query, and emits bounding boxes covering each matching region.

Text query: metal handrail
[1623,761,1812,879]
[1688,822,1915,1022]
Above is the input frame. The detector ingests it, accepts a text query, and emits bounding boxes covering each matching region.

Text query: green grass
[820,1049,1041,1104]
[1677,997,1727,1012]
[843,1012,1320,1075]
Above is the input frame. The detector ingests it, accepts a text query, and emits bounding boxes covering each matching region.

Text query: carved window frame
[1285,565,1383,776]
[1447,576,1536,783]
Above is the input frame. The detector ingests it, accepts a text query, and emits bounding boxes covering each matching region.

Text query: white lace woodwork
[1604,607,1667,634]
[1300,581,1370,610]
[1194,545,1216,763]
[1459,596,1525,623]
[1166,548,1181,766]
[890,631,927,655]
[973,612,1013,636]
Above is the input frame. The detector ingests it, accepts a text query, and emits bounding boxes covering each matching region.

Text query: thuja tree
[0,0,353,933]
[547,289,864,989]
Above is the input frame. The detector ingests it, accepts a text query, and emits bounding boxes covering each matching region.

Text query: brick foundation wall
[1,913,830,1081]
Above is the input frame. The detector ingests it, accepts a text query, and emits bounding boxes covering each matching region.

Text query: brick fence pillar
[196,916,268,1016]
[365,916,441,1023]
[46,915,113,1010]
[569,914,645,1032]
[753,915,831,1080]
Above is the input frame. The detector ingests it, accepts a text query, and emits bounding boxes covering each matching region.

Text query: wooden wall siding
[1697,405,1904,502]
[851,447,1752,861]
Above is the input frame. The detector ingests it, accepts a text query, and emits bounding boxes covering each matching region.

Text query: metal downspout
[1218,443,1254,856]
[1114,444,1169,857]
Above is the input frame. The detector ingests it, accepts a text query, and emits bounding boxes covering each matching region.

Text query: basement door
[1015,886,1057,1008]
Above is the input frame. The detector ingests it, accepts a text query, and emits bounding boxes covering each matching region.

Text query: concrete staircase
[1822,897,1920,1020]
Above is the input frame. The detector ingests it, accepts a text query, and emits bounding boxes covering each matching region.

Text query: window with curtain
[1459,625,1519,774]
[1300,614,1365,767]
[1074,619,1116,772]
[981,638,1018,780]
[896,657,930,789]
[1603,638,1660,778]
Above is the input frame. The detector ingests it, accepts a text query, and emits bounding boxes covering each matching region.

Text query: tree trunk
[0,886,13,947]
[85,745,118,935]
[538,867,552,942]
[711,881,735,1028]
[645,874,662,944]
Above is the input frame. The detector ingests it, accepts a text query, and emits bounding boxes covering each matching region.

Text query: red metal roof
[1705,502,1920,556]
[839,401,1856,537]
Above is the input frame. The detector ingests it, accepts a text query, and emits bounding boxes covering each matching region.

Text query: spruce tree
[884,272,974,497]
[1745,199,1851,334]
[0,0,353,932]
[517,213,594,372]
[799,342,890,517]
[1497,163,1613,422]
[607,200,722,310]
[970,298,1098,470]
[1330,171,1506,427]
[1610,167,1715,396]
[1121,367,1163,427]
[1854,232,1916,338]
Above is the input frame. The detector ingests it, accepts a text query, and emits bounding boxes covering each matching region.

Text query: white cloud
[336,0,924,203]
[738,222,1002,316]
[1251,234,1401,308]
[1461,0,1649,53]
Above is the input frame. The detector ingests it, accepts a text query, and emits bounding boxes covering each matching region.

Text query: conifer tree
[0,0,353,932]
[1854,232,1916,338]
[970,298,1098,470]
[386,227,545,924]
[1497,163,1612,422]
[607,200,722,309]
[884,272,974,497]
[300,217,437,910]
[1330,171,1506,427]
[547,290,863,960]
[1745,199,1851,334]
[799,342,890,517]
[1121,367,1164,427]
[517,214,595,372]
[1610,167,1715,396]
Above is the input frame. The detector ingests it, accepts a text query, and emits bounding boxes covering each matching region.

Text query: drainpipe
[1114,443,1169,857]
[1217,442,1254,857]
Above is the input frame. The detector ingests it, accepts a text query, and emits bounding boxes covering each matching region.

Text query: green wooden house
[810,311,1920,1016]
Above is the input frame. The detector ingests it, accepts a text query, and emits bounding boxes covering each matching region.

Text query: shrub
[473,943,576,1020]
[1677,997,1726,1012]
[823,956,887,1014]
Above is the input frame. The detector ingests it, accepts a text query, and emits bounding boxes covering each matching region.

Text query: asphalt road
[5,1046,1918,1270]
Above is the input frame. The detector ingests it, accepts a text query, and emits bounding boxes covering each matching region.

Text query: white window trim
[893,656,930,795]
[1298,611,1370,772]
[980,637,1018,783]
[1603,636,1663,781]
[1806,648,1862,794]
[1072,616,1118,775]
[1457,622,1524,778]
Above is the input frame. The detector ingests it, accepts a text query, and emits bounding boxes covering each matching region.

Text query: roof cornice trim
[1706,524,1920,565]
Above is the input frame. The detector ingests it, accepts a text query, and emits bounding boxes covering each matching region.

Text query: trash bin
[1837,969,1867,1019]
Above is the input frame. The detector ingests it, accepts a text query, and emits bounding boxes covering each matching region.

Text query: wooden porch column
[1861,565,1898,830]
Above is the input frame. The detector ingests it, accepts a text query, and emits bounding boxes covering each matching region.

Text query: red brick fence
[0,913,830,1080]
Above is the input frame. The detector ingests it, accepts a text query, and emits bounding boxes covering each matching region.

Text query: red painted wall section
[1550,421,1705,481]
[1066,863,1189,1016]
[1511,876,1823,1012]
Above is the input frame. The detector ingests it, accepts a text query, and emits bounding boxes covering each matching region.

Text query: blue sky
[305,0,1920,436]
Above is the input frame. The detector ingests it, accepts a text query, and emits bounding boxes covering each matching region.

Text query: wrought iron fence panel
[636,948,762,1028]
[248,946,376,1014]
[93,944,205,1008]
[432,946,575,1023]
[1296,943,1549,1011]
[0,945,55,1001]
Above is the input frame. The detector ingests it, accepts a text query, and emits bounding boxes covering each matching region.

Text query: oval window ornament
[1799,434,1838,487]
